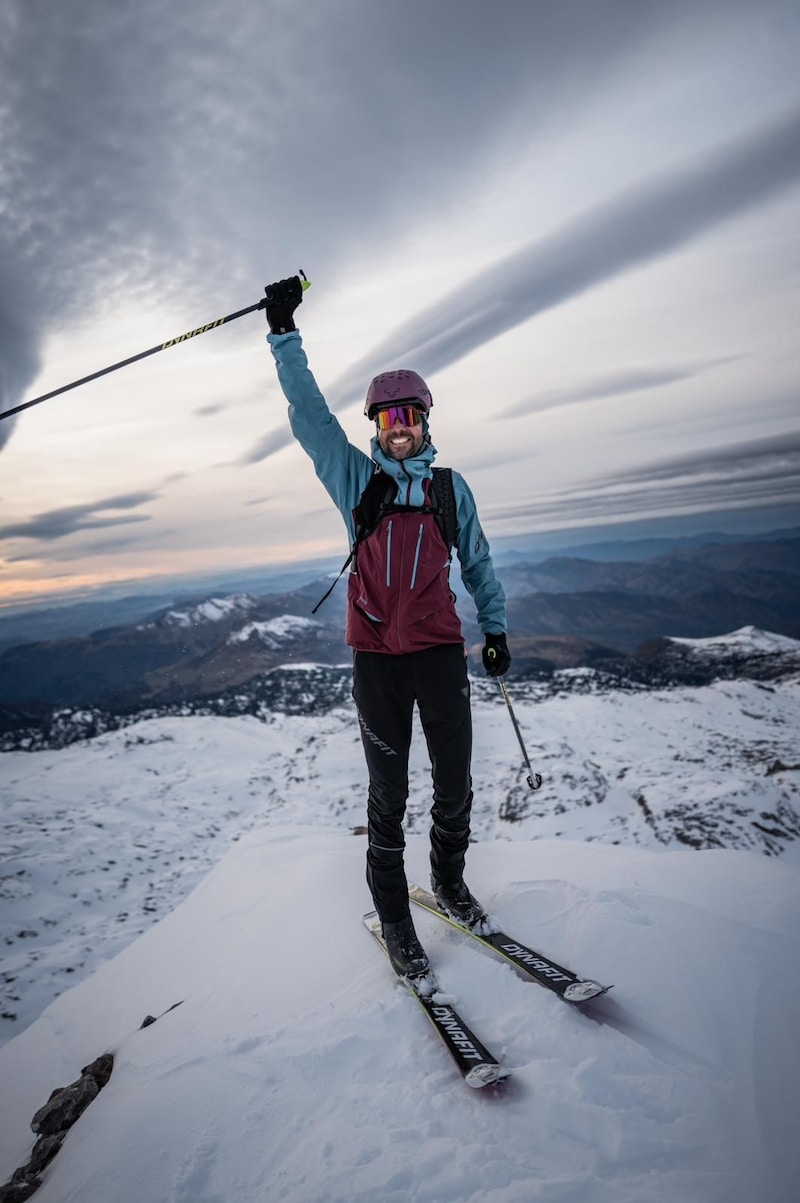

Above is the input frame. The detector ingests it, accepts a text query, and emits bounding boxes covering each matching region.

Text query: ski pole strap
[310,550,353,614]
[498,678,542,791]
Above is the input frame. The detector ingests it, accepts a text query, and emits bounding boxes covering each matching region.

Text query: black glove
[482,632,511,677]
[264,276,303,334]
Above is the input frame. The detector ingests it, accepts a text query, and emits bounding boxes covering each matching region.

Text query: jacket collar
[369,433,438,508]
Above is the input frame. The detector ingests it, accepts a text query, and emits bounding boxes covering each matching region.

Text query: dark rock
[27,1135,63,1175]
[0,1178,42,1201]
[30,1074,98,1135]
[766,759,800,776]
[81,1053,114,1088]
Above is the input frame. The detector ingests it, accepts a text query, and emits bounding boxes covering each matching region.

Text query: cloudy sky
[1,0,799,609]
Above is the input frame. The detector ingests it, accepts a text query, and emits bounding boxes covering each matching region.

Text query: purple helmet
[364,369,433,419]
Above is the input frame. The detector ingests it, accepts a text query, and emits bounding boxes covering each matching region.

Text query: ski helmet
[364,370,433,419]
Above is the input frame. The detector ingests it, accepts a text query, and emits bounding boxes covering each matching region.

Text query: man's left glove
[264,276,304,334]
[482,632,511,677]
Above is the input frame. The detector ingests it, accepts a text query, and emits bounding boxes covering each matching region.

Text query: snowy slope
[3,674,800,1045]
[1,829,798,1203]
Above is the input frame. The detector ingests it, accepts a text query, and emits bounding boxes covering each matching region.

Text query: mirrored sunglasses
[374,404,423,430]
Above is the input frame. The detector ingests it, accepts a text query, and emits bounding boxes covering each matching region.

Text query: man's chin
[385,439,422,461]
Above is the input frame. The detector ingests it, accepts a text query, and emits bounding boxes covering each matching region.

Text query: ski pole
[497,677,542,791]
[0,272,311,423]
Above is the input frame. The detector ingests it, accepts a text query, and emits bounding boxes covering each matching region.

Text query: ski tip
[464,1063,511,1089]
[563,980,613,1003]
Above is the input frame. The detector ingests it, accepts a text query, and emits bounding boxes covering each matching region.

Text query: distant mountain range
[1,626,798,754]
[0,536,797,720]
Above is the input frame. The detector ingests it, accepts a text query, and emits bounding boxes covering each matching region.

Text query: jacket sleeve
[451,471,507,635]
[267,331,373,541]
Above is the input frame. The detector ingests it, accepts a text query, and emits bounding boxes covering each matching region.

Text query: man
[264,276,510,980]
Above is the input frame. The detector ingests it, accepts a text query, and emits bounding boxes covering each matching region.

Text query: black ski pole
[497,677,542,791]
[0,273,310,423]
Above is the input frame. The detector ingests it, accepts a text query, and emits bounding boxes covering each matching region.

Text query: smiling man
[264,276,509,983]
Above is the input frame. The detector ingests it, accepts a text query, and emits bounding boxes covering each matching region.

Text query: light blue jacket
[268,331,507,635]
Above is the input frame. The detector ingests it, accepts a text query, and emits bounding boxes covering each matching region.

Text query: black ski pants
[352,643,473,923]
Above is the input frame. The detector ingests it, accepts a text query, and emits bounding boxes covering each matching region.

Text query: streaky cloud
[486,431,800,529]
[326,105,800,408]
[0,491,158,542]
[499,357,744,419]
[611,429,800,483]
[239,105,800,464]
[237,428,296,466]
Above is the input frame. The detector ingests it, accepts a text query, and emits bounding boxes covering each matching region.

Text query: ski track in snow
[2,676,799,1046]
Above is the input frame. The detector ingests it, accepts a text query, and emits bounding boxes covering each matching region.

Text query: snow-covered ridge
[140,594,257,629]
[228,615,320,647]
[669,625,800,657]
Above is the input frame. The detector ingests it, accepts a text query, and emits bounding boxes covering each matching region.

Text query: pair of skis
[365,884,611,1090]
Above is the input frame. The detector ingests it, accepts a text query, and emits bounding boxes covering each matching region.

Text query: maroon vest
[346,510,464,654]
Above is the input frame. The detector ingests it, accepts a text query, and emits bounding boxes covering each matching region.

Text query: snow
[1,830,798,1202]
[1,673,800,1201]
[228,614,320,645]
[669,626,800,657]
[145,595,256,628]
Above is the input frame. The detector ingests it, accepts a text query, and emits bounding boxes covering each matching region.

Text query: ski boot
[431,878,487,929]
[382,915,430,980]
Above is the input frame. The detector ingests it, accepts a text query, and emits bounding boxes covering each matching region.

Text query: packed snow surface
[1,829,798,1203]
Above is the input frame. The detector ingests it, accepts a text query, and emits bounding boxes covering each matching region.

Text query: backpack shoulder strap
[353,468,394,543]
[310,469,392,614]
[431,467,458,551]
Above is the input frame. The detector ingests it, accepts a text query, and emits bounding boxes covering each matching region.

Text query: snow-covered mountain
[140,594,257,629]
[227,614,321,649]
[2,533,798,713]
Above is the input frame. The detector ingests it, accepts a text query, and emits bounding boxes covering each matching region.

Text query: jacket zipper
[409,524,424,590]
[385,520,393,587]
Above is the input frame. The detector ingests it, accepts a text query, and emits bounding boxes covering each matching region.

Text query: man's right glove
[264,276,304,335]
[482,632,511,677]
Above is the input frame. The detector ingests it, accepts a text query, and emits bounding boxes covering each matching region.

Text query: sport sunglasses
[374,404,423,430]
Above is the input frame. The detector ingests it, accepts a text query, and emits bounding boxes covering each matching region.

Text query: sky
[1,0,799,609]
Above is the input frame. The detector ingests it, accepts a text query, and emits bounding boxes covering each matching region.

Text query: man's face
[375,404,425,461]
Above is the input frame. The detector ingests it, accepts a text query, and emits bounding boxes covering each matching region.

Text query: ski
[363,911,509,1089]
[408,885,611,1004]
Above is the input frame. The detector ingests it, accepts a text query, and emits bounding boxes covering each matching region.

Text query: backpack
[311,467,458,613]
